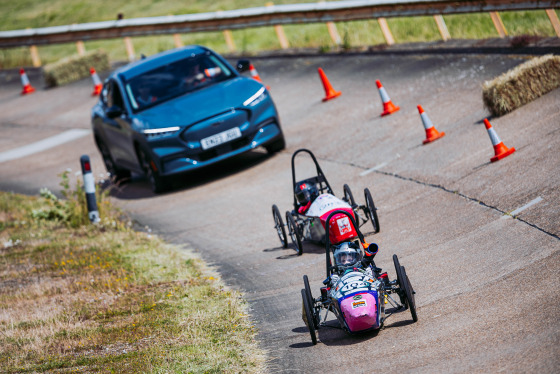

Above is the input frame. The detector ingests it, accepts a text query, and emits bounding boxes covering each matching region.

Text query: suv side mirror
[236,59,250,73]
[106,105,123,118]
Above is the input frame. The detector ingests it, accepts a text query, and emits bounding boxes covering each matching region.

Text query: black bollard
[80,155,100,223]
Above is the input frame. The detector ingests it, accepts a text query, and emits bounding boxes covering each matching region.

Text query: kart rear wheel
[303,275,317,328]
[301,289,317,345]
[364,188,380,233]
[272,205,288,248]
[343,184,359,226]
[286,212,303,256]
[401,266,418,322]
[393,254,407,306]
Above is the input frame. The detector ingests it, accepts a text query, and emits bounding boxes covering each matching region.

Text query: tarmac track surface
[0,52,559,373]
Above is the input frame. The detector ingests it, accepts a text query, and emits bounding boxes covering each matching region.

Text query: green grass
[0,178,266,373]
[0,1,558,68]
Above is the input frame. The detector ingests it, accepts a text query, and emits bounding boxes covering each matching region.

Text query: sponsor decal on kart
[337,216,351,235]
[352,300,367,309]
[332,272,375,298]
[307,194,351,218]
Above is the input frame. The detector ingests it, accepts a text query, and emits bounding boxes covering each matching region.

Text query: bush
[42,49,110,87]
[482,54,560,117]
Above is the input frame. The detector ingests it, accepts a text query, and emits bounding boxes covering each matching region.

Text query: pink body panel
[340,292,378,332]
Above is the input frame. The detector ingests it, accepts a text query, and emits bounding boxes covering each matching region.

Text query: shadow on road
[105,149,274,200]
[290,321,380,347]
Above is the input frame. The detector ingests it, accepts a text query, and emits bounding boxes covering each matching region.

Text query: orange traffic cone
[376,80,399,116]
[20,68,35,95]
[484,118,515,162]
[318,67,341,102]
[418,105,445,144]
[249,63,270,89]
[90,67,103,96]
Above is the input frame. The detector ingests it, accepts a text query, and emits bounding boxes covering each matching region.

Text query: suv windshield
[125,52,233,111]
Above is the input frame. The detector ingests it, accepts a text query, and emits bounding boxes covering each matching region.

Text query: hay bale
[482,54,560,117]
[43,50,110,87]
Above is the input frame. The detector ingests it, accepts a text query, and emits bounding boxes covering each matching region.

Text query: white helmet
[333,241,362,270]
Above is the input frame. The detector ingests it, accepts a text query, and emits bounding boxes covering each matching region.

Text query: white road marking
[0,129,91,163]
[360,162,388,176]
[502,197,543,219]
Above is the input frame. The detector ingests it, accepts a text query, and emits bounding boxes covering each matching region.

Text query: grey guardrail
[0,0,557,48]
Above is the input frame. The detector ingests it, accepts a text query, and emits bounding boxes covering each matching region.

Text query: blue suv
[91,45,285,193]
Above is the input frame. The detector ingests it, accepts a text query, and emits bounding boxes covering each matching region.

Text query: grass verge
[0,176,266,373]
[482,54,560,117]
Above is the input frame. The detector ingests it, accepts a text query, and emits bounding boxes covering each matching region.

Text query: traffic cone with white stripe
[249,63,270,89]
[418,105,445,144]
[318,67,341,102]
[376,80,399,116]
[484,118,515,162]
[20,68,35,95]
[90,67,103,96]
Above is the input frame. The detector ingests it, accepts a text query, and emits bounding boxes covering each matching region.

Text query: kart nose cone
[341,293,379,332]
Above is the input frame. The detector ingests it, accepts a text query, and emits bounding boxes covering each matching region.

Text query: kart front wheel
[401,266,418,322]
[301,289,317,345]
[303,275,318,328]
[364,188,380,233]
[393,254,406,306]
[286,212,303,256]
[272,205,288,248]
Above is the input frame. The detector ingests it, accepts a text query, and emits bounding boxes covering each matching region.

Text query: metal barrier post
[545,9,560,37]
[124,37,135,61]
[378,17,395,45]
[489,11,508,37]
[266,2,290,49]
[76,40,86,55]
[433,15,451,41]
[223,30,236,52]
[80,155,100,224]
[173,34,184,47]
[29,45,41,67]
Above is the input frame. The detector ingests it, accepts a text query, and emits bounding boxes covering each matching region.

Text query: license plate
[200,127,242,150]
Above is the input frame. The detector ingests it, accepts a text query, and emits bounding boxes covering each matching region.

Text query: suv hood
[135,77,263,129]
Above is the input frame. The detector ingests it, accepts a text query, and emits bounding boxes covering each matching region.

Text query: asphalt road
[1,51,559,373]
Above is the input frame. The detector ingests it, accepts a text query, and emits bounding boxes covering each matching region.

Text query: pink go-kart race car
[301,210,417,345]
[271,149,380,256]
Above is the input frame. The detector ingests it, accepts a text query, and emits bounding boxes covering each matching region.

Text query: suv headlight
[143,126,180,139]
[243,87,267,107]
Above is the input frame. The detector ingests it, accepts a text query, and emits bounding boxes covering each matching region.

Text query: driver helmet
[295,182,319,206]
[333,241,363,270]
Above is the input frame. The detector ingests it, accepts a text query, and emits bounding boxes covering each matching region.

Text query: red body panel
[320,208,357,244]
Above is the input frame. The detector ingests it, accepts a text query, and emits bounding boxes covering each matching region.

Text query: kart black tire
[97,138,130,183]
[302,289,317,345]
[393,254,407,306]
[286,212,303,256]
[401,266,418,322]
[303,275,317,328]
[139,147,168,194]
[272,205,288,248]
[364,188,380,233]
[343,184,360,227]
